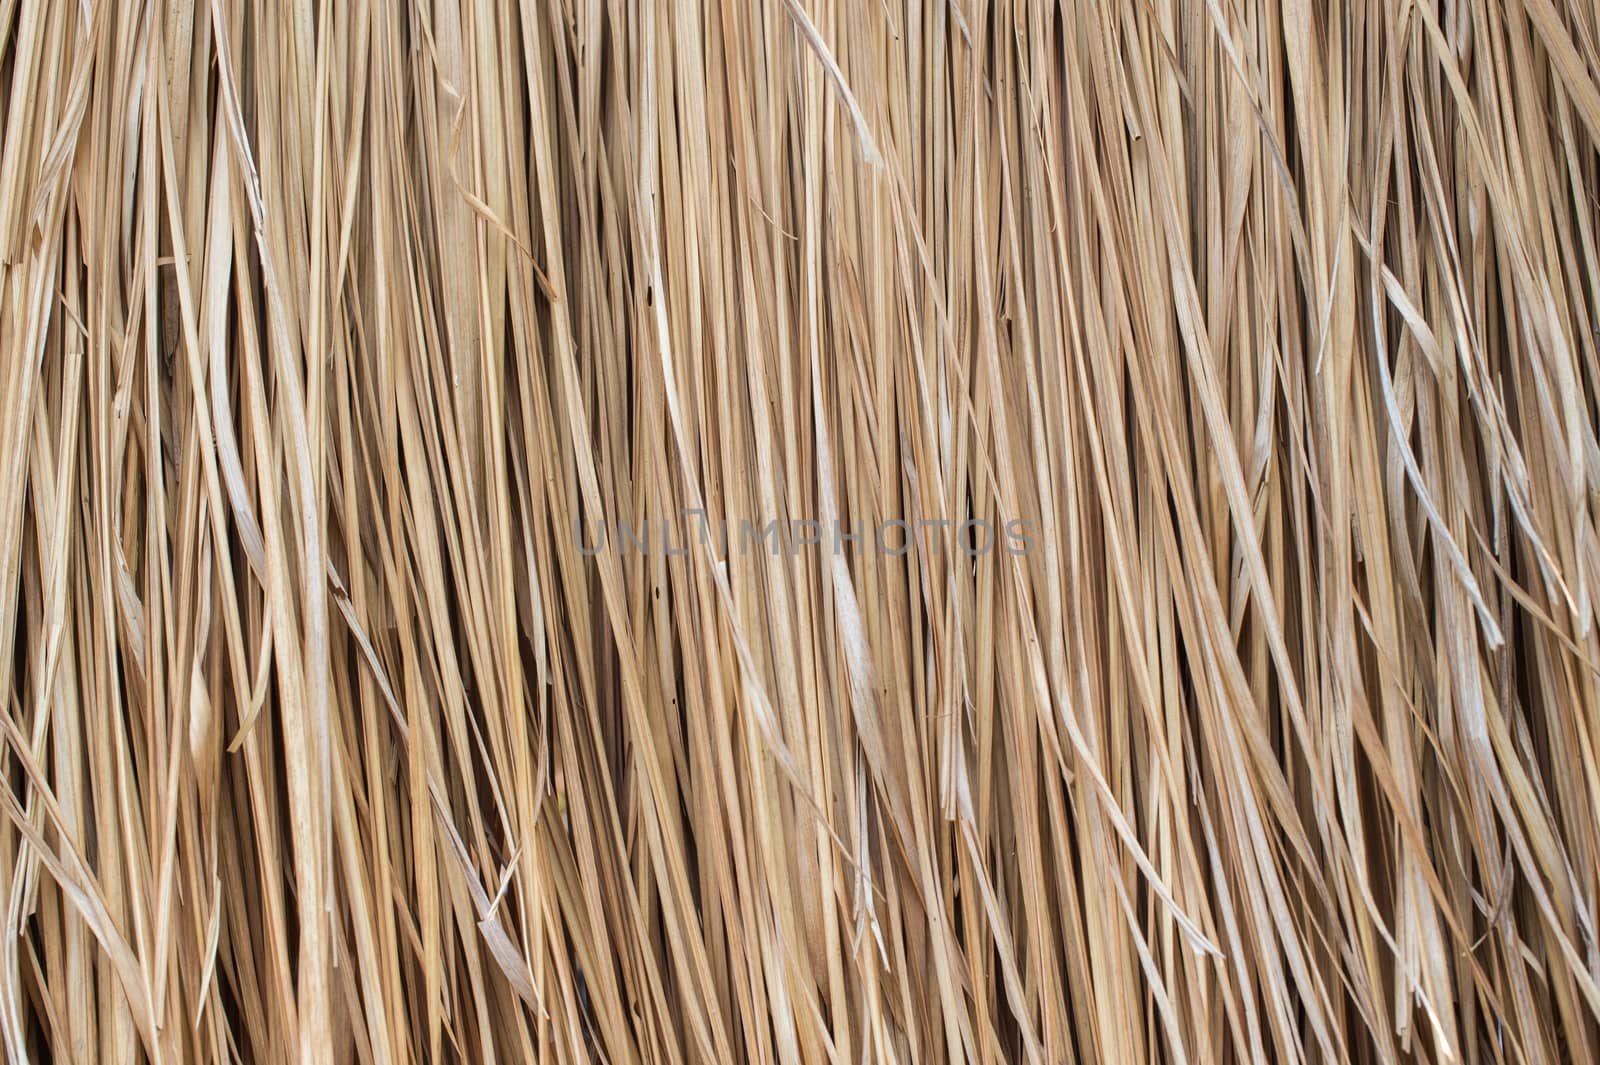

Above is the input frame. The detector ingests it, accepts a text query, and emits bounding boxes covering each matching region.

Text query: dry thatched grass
[7,0,1600,1061]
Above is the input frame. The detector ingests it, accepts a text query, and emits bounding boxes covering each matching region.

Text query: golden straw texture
[4,0,1600,1061]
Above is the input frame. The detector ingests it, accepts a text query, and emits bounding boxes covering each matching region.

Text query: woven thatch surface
[4,1,1600,1061]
